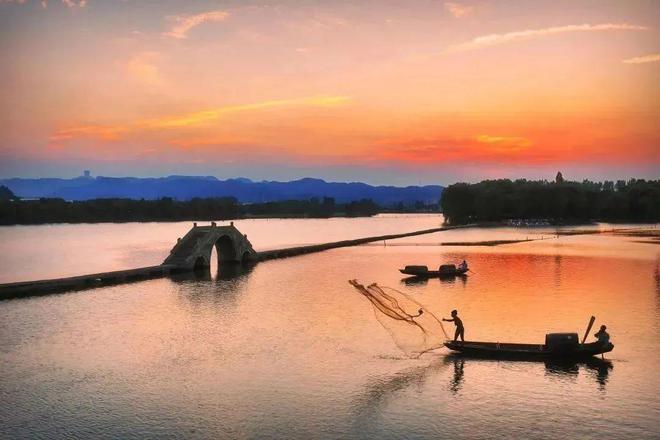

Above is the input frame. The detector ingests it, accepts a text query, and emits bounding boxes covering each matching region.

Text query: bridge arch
[164,224,257,271]
[215,235,237,263]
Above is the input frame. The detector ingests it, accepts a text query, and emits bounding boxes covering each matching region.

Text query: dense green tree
[441,179,660,224]
[0,196,385,225]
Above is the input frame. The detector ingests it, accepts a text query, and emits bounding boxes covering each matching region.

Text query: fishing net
[349,280,449,358]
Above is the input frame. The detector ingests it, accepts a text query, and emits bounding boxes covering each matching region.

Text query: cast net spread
[349,280,449,358]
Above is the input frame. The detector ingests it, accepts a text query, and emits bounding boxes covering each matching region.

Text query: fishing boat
[399,264,468,277]
[444,332,614,360]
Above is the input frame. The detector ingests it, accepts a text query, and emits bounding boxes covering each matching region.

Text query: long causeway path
[0,222,467,300]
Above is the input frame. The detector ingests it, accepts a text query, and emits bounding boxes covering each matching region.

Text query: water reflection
[545,358,613,391]
[352,356,448,418]
[400,275,468,287]
[449,357,465,394]
[170,263,255,306]
[553,254,562,288]
[442,355,613,391]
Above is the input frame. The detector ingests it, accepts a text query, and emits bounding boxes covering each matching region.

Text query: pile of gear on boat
[398,260,614,360]
[400,259,470,277]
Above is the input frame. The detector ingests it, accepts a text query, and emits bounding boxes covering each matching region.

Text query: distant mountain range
[0,176,443,206]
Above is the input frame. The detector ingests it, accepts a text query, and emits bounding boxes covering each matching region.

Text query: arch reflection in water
[170,261,255,306]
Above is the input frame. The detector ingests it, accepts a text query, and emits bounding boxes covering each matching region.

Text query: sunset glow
[1,0,658,183]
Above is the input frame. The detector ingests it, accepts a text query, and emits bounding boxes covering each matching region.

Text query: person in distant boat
[594,325,610,346]
[458,260,468,271]
[443,309,465,342]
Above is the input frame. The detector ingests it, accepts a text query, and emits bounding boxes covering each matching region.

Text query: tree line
[440,178,660,225]
[0,193,382,225]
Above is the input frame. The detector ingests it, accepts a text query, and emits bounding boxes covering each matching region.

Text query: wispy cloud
[60,0,85,7]
[50,96,351,143]
[126,51,165,87]
[622,53,660,64]
[444,2,473,18]
[0,0,85,6]
[448,23,649,52]
[373,134,538,165]
[164,10,229,39]
[476,135,532,151]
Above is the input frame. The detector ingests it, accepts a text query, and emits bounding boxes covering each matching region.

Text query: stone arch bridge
[163,222,257,270]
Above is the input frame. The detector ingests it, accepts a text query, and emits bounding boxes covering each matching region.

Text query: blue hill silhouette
[0,176,442,206]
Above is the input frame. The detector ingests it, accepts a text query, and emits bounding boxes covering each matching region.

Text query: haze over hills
[0,175,443,206]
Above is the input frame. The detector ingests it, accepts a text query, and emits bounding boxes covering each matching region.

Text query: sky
[0,0,658,185]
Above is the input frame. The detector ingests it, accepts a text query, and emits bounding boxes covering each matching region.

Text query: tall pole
[581,316,596,344]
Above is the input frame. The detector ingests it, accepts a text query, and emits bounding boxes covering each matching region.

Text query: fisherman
[594,325,610,346]
[443,309,465,342]
[458,260,468,271]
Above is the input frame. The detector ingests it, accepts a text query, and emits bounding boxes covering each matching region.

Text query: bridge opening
[215,235,238,264]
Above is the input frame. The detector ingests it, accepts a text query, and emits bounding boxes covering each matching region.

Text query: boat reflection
[444,354,613,391]
[400,275,468,287]
[544,357,613,390]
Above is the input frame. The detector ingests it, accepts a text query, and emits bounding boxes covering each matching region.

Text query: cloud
[444,2,473,18]
[476,135,532,151]
[1,0,85,5]
[126,51,165,87]
[60,0,85,6]
[164,10,229,39]
[622,53,660,64]
[447,23,649,52]
[50,95,351,143]
[373,134,537,164]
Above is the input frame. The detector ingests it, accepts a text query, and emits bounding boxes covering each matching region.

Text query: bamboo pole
[581,316,596,344]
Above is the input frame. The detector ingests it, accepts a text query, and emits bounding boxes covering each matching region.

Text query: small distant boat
[444,333,614,360]
[399,264,468,277]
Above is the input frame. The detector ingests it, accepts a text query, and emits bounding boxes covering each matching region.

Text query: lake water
[1,215,659,439]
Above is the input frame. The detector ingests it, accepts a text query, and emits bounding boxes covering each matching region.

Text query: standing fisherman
[443,309,465,342]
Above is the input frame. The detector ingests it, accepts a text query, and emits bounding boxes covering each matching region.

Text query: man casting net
[349,280,449,358]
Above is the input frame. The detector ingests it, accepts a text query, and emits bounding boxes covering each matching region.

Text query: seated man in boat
[458,260,468,271]
[594,325,610,346]
[443,309,465,342]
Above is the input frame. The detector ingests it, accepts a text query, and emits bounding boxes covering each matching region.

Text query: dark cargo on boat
[399,264,468,277]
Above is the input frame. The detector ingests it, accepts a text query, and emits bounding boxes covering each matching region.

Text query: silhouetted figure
[443,309,465,342]
[594,325,610,346]
[458,260,468,271]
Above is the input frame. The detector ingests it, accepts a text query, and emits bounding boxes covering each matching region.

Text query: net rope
[349,280,449,358]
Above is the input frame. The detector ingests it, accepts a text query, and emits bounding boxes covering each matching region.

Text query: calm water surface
[1,215,659,439]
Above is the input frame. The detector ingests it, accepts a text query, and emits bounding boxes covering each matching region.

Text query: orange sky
[0,0,658,184]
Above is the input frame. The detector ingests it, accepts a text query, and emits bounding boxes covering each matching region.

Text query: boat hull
[444,340,614,360]
[399,268,468,277]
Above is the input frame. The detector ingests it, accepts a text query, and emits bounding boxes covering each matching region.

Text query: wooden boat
[444,333,614,360]
[399,264,468,277]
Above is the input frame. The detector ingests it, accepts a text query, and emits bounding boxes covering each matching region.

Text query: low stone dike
[0,223,468,301]
[0,265,179,300]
